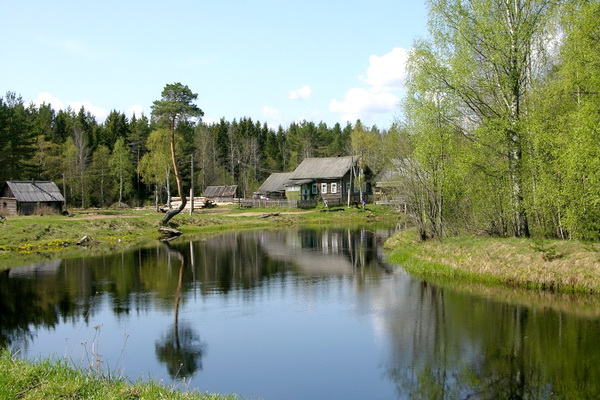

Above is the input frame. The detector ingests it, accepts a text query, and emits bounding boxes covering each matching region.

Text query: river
[1,226,600,399]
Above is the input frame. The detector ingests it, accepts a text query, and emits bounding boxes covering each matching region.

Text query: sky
[0,0,429,130]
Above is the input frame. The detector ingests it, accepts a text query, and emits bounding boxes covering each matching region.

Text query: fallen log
[158,227,182,237]
[259,213,280,218]
[77,235,90,246]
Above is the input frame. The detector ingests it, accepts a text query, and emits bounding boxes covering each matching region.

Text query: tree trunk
[162,129,186,225]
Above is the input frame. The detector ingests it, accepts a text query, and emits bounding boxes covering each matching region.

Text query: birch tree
[415,0,558,237]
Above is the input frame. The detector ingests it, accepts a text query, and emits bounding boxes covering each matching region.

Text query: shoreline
[384,229,600,295]
[0,205,397,269]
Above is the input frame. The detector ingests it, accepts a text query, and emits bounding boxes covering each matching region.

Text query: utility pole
[190,154,194,215]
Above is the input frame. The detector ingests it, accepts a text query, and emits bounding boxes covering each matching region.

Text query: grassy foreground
[0,350,238,400]
[0,204,397,269]
[385,229,600,294]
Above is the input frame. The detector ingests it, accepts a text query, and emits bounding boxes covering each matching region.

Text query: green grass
[385,228,600,295]
[0,350,238,400]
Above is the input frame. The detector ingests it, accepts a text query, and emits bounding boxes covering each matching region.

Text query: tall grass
[386,229,600,294]
[0,350,239,400]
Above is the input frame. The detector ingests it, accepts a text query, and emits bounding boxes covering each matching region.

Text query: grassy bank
[0,204,399,269]
[0,350,238,400]
[385,229,600,295]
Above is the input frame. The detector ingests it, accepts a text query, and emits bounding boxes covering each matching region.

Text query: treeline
[0,92,386,207]
[390,0,600,241]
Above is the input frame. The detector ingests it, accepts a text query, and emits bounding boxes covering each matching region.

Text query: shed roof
[289,156,359,180]
[203,185,238,197]
[3,181,65,203]
[256,172,294,194]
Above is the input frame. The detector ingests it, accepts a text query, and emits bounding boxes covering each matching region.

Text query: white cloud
[34,92,66,110]
[329,47,408,125]
[33,92,109,121]
[128,105,145,117]
[329,88,399,123]
[289,85,313,101]
[262,106,281,121]
[360,47,409,92]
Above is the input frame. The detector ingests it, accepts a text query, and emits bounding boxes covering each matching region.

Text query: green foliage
[396,0,599,241]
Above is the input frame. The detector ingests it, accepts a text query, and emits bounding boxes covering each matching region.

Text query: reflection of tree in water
[384,281,600,399]
[155,321,206,379]
[155,242,206,379]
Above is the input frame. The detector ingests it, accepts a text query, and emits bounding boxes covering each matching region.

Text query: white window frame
[321,183,328,194]
[331,182,337,194]
[312,183,318,194]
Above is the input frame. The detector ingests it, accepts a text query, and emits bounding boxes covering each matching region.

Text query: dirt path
[224,210,315,217]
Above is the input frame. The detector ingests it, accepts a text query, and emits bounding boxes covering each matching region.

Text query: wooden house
[254,172,293,199]
[203,185,239,203]
[287,156,372,205]
[0,181,65,216]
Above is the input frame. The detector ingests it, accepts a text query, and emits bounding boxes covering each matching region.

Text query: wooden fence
[239,199,318,209]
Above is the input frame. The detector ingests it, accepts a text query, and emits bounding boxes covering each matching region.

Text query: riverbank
[0,350,238,400]
[0,204,399,269]
[385,229,600,294]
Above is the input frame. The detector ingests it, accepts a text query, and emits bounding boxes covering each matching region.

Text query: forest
[0,90,382,208]
[1,0,598,241]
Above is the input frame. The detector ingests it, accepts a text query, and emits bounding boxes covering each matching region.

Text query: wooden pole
[190,154,194,215]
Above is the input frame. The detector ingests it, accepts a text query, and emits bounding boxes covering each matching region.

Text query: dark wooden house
[0,181,65,216]
[203,185,239,203]
[287,156,372,205]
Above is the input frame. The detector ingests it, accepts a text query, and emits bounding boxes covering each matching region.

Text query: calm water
[2,227,600,399]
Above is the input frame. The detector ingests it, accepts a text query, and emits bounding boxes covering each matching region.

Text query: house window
[312,183,318,194]
[346,182,350,193]
[321,183,327,194]
[331,183,337,194]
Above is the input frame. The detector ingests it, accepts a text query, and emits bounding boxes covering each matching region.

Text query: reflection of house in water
[258,229,388,275]
[8,259,62,278]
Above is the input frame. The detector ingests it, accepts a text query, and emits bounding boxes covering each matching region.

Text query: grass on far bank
[0,350,238,400]
[0,204,399,269]
[385,228,600,295]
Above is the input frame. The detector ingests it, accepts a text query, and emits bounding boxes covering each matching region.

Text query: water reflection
[1,227,600,399]
[382,281,600,399]
[155,242,207,379]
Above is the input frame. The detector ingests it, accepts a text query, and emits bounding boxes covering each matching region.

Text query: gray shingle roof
[289,156,359,180]
[4,181,65,202]
[203,185,238,197]
[256,172,294,194]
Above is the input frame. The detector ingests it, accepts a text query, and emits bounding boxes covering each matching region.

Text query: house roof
[256,172,294,194]
[289,156,360,180]
[203,185,238,197]
[3,181,65,203]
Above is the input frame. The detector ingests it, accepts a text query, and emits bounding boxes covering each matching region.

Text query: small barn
[0,181,65,216]
[203,185,239,203]
[254,172,294,199]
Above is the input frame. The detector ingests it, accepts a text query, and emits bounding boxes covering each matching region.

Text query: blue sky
[1,0,428,130]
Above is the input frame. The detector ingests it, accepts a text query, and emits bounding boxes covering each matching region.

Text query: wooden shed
[203,185,239,203]
[0,181,65,216]
[254,172,294,199]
